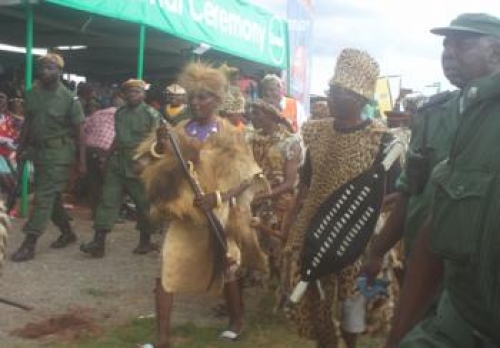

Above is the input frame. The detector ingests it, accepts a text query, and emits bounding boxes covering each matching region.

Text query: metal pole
[137,24,146,79]
[21,1,34,217]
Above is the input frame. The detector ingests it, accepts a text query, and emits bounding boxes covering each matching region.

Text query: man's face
[188,90,219,120]
[37,61,61,85]
[169,94,185,107]
[441,46,465,89]
[328,85,367,120]
[443,33,493,83]
[262,81,285,106]
[124,87,145,106]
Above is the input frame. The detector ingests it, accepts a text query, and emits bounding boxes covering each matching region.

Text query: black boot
[80,229,108,258]
[132,230,158,255]
[50,221,77,249]
[11,234,38,262]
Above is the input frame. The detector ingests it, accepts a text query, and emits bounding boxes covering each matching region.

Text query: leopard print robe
[281,118,390,345]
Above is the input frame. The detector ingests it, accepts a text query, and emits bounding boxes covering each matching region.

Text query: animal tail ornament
[290,140,405,303]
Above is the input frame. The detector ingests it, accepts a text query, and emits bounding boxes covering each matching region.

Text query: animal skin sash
[290,140,404,303]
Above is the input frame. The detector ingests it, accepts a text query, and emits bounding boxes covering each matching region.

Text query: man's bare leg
[224,280,245,335]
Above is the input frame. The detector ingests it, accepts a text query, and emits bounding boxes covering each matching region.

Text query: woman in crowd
[246,99,303,283]
[136,62,267,348]
[0,88,22,196]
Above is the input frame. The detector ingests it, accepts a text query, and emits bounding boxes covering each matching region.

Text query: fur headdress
[38,53,64,69]
[178,62,228,99]
[329,48,379,100]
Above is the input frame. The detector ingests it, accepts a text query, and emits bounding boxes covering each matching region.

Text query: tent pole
[21,1,34,218]
[137,24,146,79]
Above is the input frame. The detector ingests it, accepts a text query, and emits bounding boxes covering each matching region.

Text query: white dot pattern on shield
[307,171,379,272]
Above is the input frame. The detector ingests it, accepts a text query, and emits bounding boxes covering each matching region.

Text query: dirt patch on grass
[10,307,102,342]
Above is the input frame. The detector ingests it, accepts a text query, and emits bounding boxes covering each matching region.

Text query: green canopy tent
[0,0,290,216]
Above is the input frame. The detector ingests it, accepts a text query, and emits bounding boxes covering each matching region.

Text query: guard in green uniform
[80,79,158,258]
[362,42,463,278]
[386,13,500,348]
[11,53,85,262]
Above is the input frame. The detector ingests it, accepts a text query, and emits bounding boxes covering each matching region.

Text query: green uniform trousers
[398,292,497,348]
[93,154,152,233]
[22,162,72,236]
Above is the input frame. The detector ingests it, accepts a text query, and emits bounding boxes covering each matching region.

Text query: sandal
[219,330,244,341]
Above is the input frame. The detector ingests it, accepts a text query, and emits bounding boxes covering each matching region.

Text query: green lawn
[52,295,383,348]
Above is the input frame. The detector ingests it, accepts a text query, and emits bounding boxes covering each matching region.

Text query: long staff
[158,120,227,289]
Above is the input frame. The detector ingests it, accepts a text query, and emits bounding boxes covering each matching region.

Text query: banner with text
[46,0,288,69]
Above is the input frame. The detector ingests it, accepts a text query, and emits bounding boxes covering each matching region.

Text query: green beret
[431,13,500,38]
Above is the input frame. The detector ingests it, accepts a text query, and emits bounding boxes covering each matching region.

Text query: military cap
[431,13,500,38]
[165,83,186,95]
[122,79,148,90]
[37,53,64,69]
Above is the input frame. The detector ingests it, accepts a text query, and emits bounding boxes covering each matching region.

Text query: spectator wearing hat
[387,13,500,348]
[162,83,190,126]
[80,79,159,258]
[246,99,303,281]
[260,74,306,132]
[11,53,85,262]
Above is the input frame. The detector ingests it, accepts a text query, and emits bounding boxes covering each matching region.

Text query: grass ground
[52,295,383,348]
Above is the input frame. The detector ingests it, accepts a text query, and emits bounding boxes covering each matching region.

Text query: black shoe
[133,231,157,255]
[50,233,77,249]
[11,235,38,262]
[80,229,107,258]
[80,240,105,258]
[132,242,158,255]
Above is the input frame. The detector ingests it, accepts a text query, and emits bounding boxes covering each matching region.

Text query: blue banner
[287,0,313,117]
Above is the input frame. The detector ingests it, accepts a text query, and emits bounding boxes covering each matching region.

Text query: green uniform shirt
[24,81,84,164]
[112,102,159,177]
[396,91,459,255]
[430,72,500,343]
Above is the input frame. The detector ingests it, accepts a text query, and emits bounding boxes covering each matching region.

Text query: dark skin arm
[385,217,444,347]
[361,193,408,284]
[253,150,300,202]
[281,151,311,241]
[281,181,309,242]
[194,180,253,212]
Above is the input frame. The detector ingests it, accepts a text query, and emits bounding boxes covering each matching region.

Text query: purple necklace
[184,118,219,142]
